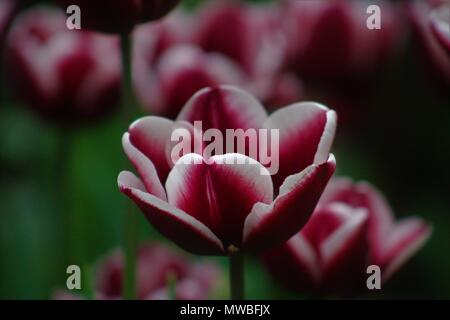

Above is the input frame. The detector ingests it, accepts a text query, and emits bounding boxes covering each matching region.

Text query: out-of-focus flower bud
[7,7,121,125]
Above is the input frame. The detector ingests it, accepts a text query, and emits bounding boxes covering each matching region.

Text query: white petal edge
[122,133,167,200]
[286,233,321,284]
[118,171,224,253]
[320,203,368,265]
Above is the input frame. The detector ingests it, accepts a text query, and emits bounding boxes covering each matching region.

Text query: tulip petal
[243,154,336,251]
[128,116,177,182]
[176,85,268,133]
[154,45,246,118]
[122,133,166,200]
[262,233,319,292]
[264,102,337,189]
[166,153,273,249]
[356,182,395,261]
[118,171,224,255]
[430,4,450,55]
[319,204,369,292]
[376,218,432,283]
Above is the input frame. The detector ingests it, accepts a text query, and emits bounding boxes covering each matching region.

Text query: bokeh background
[0,0,449,299]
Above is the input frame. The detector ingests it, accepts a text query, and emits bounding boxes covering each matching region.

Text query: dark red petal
[176,85,267,134]
[122,133,166,200]
[317,204,369,294]
[264,102,337,190]
[243,155,336,251]
[118,171,224,255]
[154,45,245,118]
[262,233,319,293]
[127,116,177,183]
[373,218,431,283]
[166,153,273,249]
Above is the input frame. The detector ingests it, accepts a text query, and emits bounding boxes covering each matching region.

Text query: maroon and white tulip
[133,44,246,118]
[118,85,337,255]
[263,178,431,295]
[132,4,302,116]
[283,0,402,81]
[55,243,221,300]
[55,0,181,34]
[6,7,121,124]
[194,0,287,78]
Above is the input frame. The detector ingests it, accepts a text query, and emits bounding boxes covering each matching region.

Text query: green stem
[166,272,177,300]
[120,32,139,300]
[229,252,245,300]
[82,264,94,300]
[56,128,73,268]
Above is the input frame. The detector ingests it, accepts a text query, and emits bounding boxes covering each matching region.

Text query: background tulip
[55,243,221,300]
[263,178,431,296]
[131,3,303,116]
[6,7,121,124]
[283,0,401,81]
[119,85,336,255]
[133,44,246,118]
[281,0,403,127]
[54,0,181,34]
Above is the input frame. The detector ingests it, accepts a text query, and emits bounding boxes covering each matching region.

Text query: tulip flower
[118,85,337,256]
[409,1,450,91]
[194,1,288,78]
[133,44,246,118]
[55,0,181,34]
[131,4,303,117]
[263,178,431,295]
[55,243,221,300]
[6,7,121,124]
[283,0,402,82]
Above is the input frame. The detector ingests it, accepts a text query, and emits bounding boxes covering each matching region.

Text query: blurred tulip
[133,44,246,118]
[284,0,402,82]
[6,7,121,124]
[194,1,288,78]
[279,0,404,129]
[118,85,336,255]
[55,0,180,34]
[55,243,221,300]
[409,1,450,91]
[132,5,303,117]
[263,178,431,296]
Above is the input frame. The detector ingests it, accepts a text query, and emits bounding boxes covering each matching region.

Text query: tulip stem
[229,252,245,300]
[120,32,138,300]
